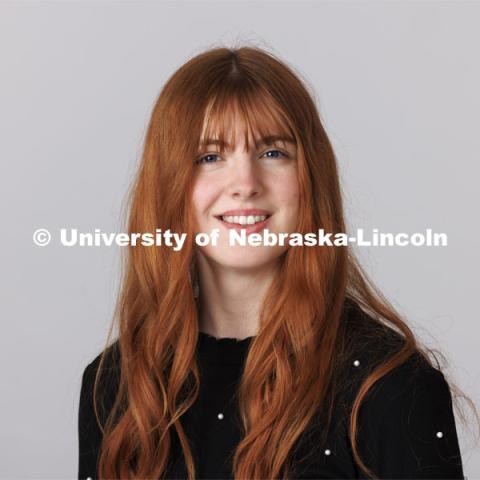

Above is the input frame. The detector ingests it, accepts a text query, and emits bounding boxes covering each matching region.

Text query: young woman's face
[191,120,299,271]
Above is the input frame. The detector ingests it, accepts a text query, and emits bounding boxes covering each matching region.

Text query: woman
[78,46,469,479]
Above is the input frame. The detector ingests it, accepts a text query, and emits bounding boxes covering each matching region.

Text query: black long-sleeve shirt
[78,307,464,479]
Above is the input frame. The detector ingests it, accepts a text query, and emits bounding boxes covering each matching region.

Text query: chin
[207,247,285,270]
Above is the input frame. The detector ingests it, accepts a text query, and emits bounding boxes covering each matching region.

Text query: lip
[216,208,272,216]
[215,214,272,235]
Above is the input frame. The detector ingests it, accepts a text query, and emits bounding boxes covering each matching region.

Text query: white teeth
[221,215,268,225]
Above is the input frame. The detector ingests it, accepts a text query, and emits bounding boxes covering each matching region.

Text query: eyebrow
[198,135,295,151]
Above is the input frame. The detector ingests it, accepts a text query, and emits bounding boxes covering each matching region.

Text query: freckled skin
[191,122,299,271]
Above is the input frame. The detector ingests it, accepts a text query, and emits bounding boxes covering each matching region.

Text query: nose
[226,155,263,199]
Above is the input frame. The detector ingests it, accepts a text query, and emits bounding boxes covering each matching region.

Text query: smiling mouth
[215,214,272,226]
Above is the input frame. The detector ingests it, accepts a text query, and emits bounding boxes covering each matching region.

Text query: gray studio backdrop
[0,1,478,478]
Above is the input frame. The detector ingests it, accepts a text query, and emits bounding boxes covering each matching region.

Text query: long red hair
[91,46,475,479]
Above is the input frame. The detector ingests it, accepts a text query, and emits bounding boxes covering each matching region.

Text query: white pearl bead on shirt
[436,431,444,438]
[217,412,224,420]
[353,359,360,367]
[324,449,331,455]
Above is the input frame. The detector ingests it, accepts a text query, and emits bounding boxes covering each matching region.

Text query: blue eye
[196,154,220,165]
[262,149,287,159]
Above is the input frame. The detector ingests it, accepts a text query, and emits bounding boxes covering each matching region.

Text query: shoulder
[79,340,121,424]
[78,340,121,479]
[340,300,452,408]
[339,302,464,478]
[360,352,452,425]
[340,299,456,429]
[82,340,121,379]
[356,356,463,478]
[342,298,406,360]
[334,299,410,397]
[81,340,121,388]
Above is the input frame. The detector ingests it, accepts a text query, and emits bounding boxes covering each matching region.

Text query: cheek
[273,169,299,208]
[272,170,299,231]
[191,178,219,216]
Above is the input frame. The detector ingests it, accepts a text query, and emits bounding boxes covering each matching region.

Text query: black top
[78,305,464,479]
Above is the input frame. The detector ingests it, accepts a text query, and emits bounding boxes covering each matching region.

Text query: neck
[194,252,279,339]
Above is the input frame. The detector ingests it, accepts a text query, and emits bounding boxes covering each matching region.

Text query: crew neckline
[199,331,255,342]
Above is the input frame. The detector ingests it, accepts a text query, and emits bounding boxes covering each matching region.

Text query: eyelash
[195,149,288,165]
